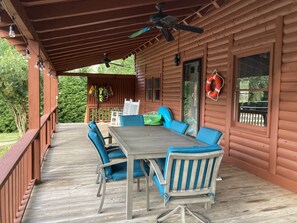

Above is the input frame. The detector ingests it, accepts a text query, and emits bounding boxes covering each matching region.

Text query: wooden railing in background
[0,107,57,223]
[239,109,267,127]
[84,105,122,123]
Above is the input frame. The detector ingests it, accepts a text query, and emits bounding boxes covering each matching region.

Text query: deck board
[23,123,297,223]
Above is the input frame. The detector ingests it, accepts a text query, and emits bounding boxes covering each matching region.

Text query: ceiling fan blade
[129,27,151,38]
[109,62,124,67]
[161,15,177,25]
[172,23,204,33]
[161,28,174,42]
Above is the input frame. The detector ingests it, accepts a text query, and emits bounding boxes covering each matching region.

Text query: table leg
[126,156,134,219]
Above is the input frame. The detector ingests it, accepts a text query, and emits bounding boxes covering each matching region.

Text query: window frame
[145,75,161,102]
[231,45,274,136]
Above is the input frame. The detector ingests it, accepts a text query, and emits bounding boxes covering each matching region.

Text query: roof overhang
[0,0,226,73]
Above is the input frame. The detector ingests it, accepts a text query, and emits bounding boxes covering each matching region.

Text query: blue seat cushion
[157,106,173,128]
[120,115,145,126]
[153,174,165,197]
[110,160,149,181]
[170,120,189,134]
[88,129,112,176]
[108,149,125,159]
[89,121,106,146]
[196,127,222,145]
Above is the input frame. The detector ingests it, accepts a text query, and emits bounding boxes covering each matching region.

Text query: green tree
[0,38,28,136]
[58,76,87,123]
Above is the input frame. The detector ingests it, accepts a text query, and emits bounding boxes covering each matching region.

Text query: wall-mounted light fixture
[174,53,180,66]
[25,47,31,59]
[8,25,16,38]
[35,58,45,70]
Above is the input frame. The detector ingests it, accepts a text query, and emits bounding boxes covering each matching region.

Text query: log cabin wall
[87,74,136,107]
[135,0,297,192]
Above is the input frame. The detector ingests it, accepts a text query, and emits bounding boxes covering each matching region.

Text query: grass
[0,145,12,157]
[0,133,20,157]
[0,133,20,143]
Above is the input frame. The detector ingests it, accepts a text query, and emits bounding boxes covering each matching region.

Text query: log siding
[135,0,297,192]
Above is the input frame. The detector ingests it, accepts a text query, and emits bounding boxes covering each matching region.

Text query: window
[146,76,161,102]
[146,79,152,101]
[153,77,160,101]
[234,49,271,128]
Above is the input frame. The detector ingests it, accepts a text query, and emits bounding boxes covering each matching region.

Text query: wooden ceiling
[0,0,225,73]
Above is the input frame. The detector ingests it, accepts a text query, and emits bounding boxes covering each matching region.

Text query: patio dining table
[108,125,205,219]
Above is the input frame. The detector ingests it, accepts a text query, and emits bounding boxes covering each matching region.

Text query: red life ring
[206,73,222,99]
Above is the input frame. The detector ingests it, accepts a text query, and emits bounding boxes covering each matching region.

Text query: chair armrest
[99,158,126,168]
[149,159,166,185]
[103,136,112,140]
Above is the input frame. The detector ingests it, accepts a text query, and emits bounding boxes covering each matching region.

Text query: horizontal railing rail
[0,107,58,223]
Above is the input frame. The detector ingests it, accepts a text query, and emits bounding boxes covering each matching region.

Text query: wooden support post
[269,16,284,174]
[225,34,235,157]
[27,40,41,183]
[44,63,51,114]
[44,63,51,145]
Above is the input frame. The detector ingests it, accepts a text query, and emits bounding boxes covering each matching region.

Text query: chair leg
[137,178,140,192]
[156,206,181,222]
[96,171,101,184]
[98,179,106,213]
[185,206,210,223]
[156,205,210,223]
[97,176,103,197]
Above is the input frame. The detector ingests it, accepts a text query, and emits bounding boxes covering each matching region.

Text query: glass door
[182,59,202,137]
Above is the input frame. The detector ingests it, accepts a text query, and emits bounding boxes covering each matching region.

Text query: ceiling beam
[45,33,158,53]
[33,7,198,34]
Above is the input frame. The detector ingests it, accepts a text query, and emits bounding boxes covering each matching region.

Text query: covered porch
[23,123,297,223]
[1,0,297,222]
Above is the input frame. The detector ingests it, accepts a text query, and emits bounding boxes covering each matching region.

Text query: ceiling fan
[128,2,204,42]
[101,53,124,68]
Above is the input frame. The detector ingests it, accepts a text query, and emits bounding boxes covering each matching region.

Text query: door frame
[181,58,202,136]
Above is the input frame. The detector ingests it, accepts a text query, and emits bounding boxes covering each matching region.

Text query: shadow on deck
[23,123,297,223]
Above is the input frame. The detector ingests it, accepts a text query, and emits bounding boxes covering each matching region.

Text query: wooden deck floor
[23,123,297,223]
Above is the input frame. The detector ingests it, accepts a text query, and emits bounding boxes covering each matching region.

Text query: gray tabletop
[109,125,204,158]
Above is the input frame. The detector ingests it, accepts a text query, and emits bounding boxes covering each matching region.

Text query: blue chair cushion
[89,121,106,146]
[108,149,125,159]
[120,115,145,126]
[196,127,222,145]
[111,160,149,181]
[88,129,112,177]
[157,106,173,128]
[170,120,189,134]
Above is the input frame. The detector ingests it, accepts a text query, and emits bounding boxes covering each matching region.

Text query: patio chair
[88,120,125,159]
[110,98,132,126]
[120,114,145,126]
[196,127,223,145]
[128,99,140,115]
[88,128,149,213]
[148,145,224,223]
[170,120,189,134]
[157,106,173,128]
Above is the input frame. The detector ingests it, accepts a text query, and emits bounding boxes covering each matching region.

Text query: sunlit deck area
[23,123,297,223]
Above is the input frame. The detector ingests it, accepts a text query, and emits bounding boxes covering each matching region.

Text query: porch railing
[0,107,57,223]
[239,109,267,127]
[84,105,122,123]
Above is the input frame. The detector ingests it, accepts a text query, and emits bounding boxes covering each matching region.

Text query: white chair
[128,100,140,115]
[110,99,132,126]
[123,98,132,115]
